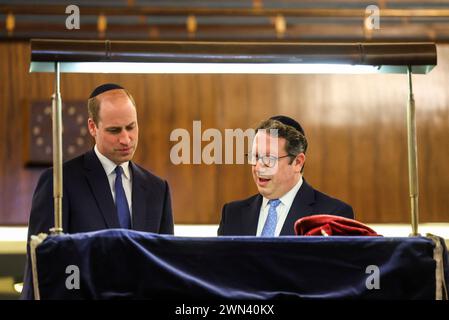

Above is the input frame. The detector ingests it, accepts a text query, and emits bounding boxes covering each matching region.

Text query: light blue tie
[261,199,281,237]
[115,166,131,229]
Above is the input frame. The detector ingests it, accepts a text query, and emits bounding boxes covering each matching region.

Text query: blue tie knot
[115,165,124,176]
[268,199,281,208]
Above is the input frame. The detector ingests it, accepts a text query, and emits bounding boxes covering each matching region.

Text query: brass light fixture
[6,12,15,36]
[29,40,437,236]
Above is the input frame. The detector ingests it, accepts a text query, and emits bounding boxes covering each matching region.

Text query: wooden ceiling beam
[2,5,449,18]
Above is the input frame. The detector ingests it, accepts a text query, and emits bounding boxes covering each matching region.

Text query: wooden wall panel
[1,41,449,227]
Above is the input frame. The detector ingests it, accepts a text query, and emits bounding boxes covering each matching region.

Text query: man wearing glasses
[218,115,354,236]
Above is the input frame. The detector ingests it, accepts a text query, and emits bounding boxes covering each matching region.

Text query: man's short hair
[269,115,305,138]
[87,83,136,126]
[256,116,308,172]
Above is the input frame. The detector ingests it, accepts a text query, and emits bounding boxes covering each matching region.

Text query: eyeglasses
[246,153,295,168]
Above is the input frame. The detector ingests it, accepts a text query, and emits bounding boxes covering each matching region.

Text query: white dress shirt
[94,145,133,220]
[256,177,303,236]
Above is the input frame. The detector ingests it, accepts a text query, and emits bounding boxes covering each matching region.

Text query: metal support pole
[406,66,420,236]
[50,62,63,235]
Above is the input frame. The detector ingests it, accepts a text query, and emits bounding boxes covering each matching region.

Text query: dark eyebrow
[105,122,136,130]
[106,126,122,131]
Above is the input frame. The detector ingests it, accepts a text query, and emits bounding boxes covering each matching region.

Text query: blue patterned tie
[115,166,131,229]
[261,199,281,237]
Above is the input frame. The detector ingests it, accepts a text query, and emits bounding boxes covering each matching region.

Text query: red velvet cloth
[294,214,380,236]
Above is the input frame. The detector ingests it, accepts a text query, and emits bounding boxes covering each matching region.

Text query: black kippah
[269,115,305,136]
[89,83,124,99]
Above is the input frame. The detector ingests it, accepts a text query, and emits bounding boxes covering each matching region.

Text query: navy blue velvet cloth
[33,230,447,299]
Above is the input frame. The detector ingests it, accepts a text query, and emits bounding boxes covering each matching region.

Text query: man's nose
[118,130,131,145]
[254,159,266,172]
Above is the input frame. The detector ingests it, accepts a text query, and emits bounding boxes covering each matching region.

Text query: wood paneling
[1,41,449,226]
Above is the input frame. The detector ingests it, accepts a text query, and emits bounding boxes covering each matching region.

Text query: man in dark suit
[218,116,353,236]
[22,83,174,299]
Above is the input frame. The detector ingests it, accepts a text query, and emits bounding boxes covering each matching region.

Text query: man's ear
[87,118,97,138]
[293,153,306,173]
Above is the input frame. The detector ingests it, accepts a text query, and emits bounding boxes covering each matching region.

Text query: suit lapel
[243,195,263,235]
[83,150,120,228]
[280,179,315,235]
[130,162,147,231]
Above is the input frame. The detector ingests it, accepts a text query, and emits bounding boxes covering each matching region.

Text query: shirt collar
[94,145,130,180]
[262,176,303,209]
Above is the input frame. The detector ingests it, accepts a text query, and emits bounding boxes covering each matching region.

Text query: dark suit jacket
[22,149,174,299]
[218,179,354,236]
